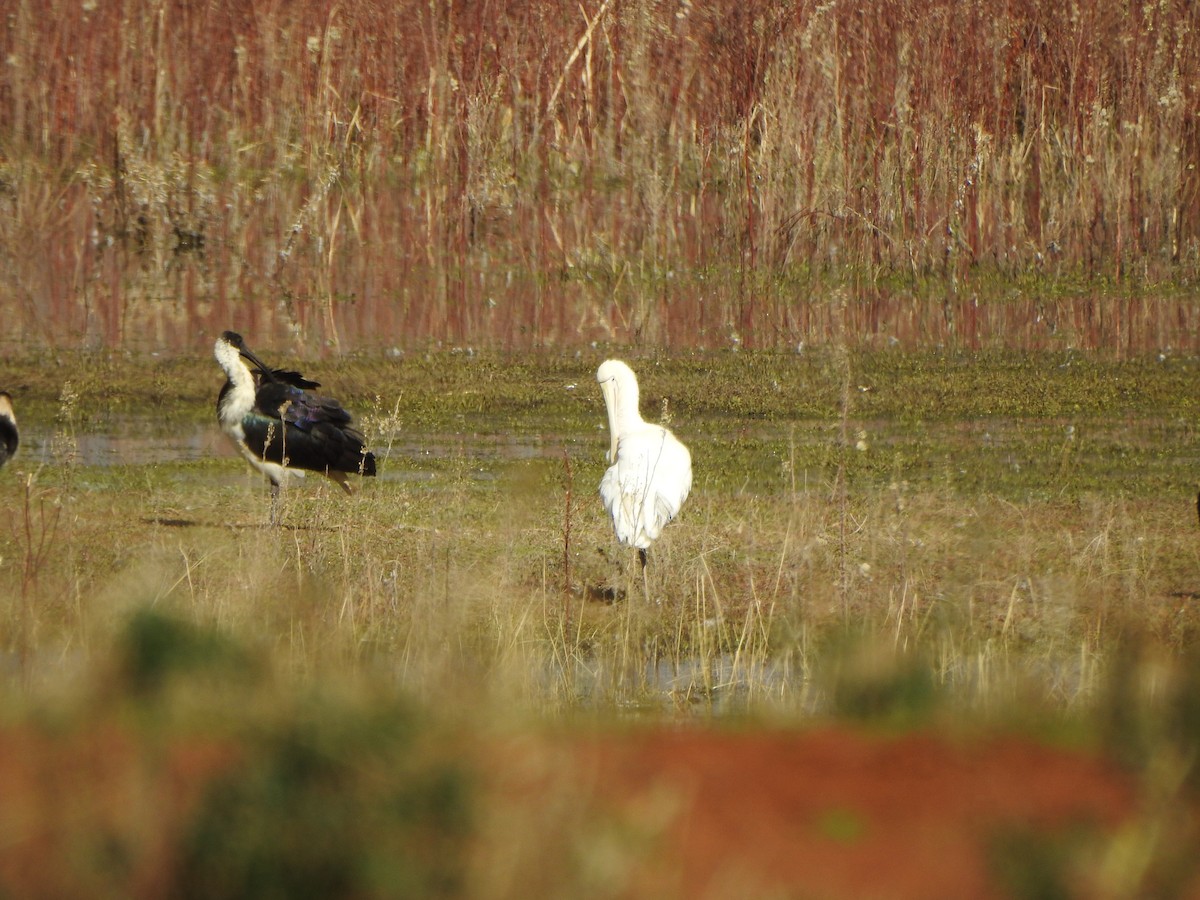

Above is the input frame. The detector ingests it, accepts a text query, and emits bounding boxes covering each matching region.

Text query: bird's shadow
[140,516,339,532]
[584,584,626,605]
[141,516,202,528]
[225,521,344,532]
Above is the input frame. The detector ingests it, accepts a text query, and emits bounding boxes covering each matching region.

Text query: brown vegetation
[1,0,1197,351]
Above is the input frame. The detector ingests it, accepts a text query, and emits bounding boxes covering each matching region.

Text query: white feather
[596,360,692,551]
[213,334,306,487]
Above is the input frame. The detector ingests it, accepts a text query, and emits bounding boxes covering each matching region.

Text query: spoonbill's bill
[214,331,376,522]
[0,392,17,469]
[596,359,691,583]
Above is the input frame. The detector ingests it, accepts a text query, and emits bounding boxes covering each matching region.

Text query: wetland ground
[1,345,1199,897]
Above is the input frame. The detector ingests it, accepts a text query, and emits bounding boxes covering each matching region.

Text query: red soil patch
[0,719,1165,898]
[548,727,1140,899]
[0,723,237,898]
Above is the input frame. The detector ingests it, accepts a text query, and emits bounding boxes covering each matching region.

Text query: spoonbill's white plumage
[596,359,692,573]
[0,392,17,469]
[214,331,376,522]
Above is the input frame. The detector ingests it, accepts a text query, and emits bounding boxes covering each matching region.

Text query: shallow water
[15,410,1196,506]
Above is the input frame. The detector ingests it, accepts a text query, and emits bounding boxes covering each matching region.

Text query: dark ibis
[0,392,17,469]
[213,331,376,521]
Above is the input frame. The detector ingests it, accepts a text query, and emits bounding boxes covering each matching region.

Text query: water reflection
[556,653,797,715]
[4,235,1200,355]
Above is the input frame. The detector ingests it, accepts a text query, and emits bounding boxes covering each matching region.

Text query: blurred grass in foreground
[0,610,471,899]
[1,609,1199,897]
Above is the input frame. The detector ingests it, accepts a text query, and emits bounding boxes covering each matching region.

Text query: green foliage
[814,808,869,845]
[102,611,474,900]
[114,609,257,700]
[818,636,942,727]
[1096,643,1200,793]
[987,826,1081,900]
[174,699,469,900]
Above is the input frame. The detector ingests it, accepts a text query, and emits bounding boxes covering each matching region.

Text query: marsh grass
[4,0,1200,889]
[2,346,1199,715]
[8,446,1200,894]
[3,417,1197,721]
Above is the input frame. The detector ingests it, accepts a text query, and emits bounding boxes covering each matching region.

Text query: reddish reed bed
[0,0,1197,352]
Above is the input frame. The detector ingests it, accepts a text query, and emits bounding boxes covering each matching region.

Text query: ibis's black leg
[638,548,651,605]
[1196,491,1199,527]
[269,481,281,527]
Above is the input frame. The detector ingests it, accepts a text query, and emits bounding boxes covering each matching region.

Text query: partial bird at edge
[0,391,18,470]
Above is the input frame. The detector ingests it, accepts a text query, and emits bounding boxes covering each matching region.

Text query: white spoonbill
[596,359,692,574]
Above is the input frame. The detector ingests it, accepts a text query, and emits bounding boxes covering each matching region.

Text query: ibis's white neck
[214,339,256,428]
